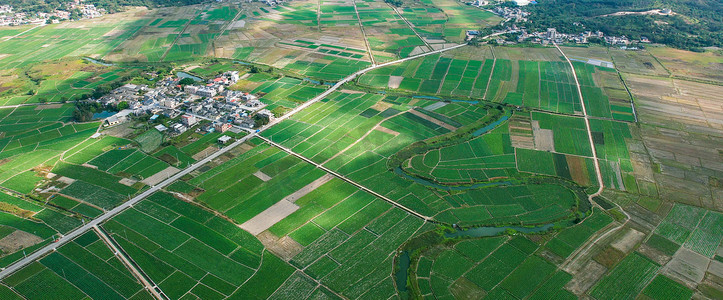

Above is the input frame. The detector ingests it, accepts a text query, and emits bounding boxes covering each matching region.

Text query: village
[0,2,104,27]
[99,70,275,145]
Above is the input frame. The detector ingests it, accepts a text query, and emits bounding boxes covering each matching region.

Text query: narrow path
[258,135,432,221]
[482,46,497,100]
[0,34,480,279]
[323,109,407,164]
[351,0,376,66]
[0,25,43,42]
[94,226,168,300]
[387,5,433,52]
[554,43,631,270]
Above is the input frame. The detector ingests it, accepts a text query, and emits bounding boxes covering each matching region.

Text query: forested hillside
[522,0,722,50]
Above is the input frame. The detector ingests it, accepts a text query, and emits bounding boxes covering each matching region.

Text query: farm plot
[653,204,723,258]
[102,191,281,299]
[357,52,496,98]
[0,195,85,267]
[544,209,613,259]
[590,252,661,300]
[260,90,582,226]
[0,10,146,69]
[278,206,426,299]
[573,62,635,122]
[2,230,150,300]
[527,111,634,191]
[189,141,326,224]
[414,235,575,299]
[422,0,501,42]
[404,123,516,184]
[238,75,327,112]
[356,0,427,59]
[261,91,387,164]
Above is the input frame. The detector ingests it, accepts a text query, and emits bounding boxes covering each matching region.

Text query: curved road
[0,33,517,279]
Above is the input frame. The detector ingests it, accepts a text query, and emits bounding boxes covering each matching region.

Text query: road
[0,33,497,279]
[554,43,631,270]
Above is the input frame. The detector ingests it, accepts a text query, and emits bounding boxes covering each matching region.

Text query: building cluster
[0,1,104,27]
[515,28,640,46]
[491,6,529,22]
[99,71,274,136]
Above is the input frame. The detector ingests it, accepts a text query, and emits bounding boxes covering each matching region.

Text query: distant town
[0,2,104,26]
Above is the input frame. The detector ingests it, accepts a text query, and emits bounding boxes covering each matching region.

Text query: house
[197,87,217,98]
[104,109,133,127]
[218,135,232,144]
[171,123,188,134]
[214,122,232,133]
[181,114,198,126]
[155,124,168,132]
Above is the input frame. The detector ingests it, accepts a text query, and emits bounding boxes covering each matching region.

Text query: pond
[472,115,509,136]
[176,72,202,82]
[412,96,479,105]
[443,223,554,239]
[394,251,410,292]
[303,78,335,86]
[83,57,113,66]
[92,111,116,120]
[394,167,512,191]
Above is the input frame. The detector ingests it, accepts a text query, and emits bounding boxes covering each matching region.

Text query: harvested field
[140,166,180,186]
[0,231,43,254]
[240,200,300,235]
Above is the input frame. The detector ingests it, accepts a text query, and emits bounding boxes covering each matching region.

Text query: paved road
[0,34,496,279]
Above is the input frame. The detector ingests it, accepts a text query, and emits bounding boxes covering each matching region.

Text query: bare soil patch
[141,166,180,186]
[256,231,303,261]
[253,170,272,182]
[0,230,43,254]
[240,200,299,236]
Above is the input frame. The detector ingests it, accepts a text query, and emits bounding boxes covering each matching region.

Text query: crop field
[259,91,583,226]
[282,206,426,299]
[573,62,635,122]
[355,0,427,60]
[404,123,516,184]
[641,275,694,300]
[102,191,286,299]
[234,75,327,112]
[0,193,85,267]
[0,59,135,105]
[357,51,497,98]
[261,91,388,164]
[188,141,326,224]
[0,9,147,70]
[414,235,575,299]
[590,252,660,300]
[653,204,723,258]
[2,230,150,300]
[544,209,613,259]
[524,111,634,191]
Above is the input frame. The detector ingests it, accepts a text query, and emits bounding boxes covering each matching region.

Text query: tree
[179,78,196,86]
[117,101,129,110]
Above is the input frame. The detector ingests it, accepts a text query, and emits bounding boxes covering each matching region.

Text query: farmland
[0,0,719,298]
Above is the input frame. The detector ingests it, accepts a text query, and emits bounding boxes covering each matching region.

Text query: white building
[181,114,198,126]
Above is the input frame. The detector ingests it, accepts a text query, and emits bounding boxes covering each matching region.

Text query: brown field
[648,46,723,83]
[493,46,566,61]
[609,49,668,76]
[559,46,612,62]
[625,74,723,211]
